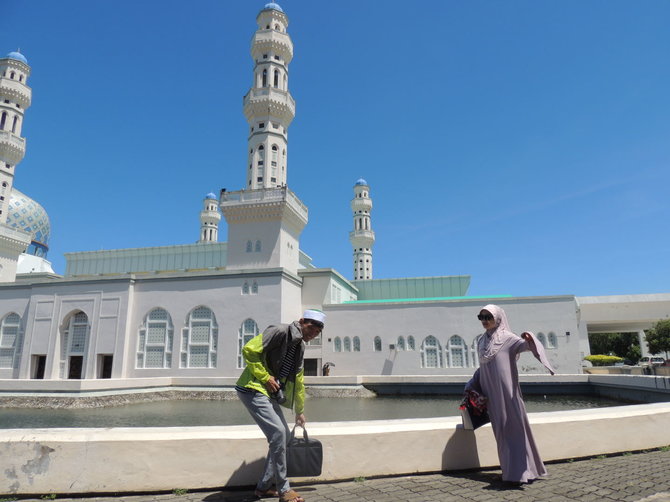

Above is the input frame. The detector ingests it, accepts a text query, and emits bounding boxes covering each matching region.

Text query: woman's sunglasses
[477,314,494,322]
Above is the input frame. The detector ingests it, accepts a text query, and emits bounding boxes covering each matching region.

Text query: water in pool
[0,394,633,429]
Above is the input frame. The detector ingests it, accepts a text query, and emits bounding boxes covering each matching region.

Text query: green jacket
[236,322,306,414]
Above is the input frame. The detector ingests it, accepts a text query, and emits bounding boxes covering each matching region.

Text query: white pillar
[638,330,650,357]
[349,179,375,280]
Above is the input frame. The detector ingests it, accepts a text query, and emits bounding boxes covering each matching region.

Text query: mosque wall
[0,273,583,383]
[320,296,582,377]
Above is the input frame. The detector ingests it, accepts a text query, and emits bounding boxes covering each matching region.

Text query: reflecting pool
[0,394,633,429]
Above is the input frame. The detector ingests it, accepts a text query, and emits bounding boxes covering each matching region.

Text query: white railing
[0,131,26,150]
[0,77,31,103]
[349,230,375,240]
[243,87,295,110]
[221,187,307,215]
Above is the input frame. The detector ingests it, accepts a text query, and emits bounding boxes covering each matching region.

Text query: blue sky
[1,0,668,298]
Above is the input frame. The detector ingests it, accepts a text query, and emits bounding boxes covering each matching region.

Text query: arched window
[536,332,547,348]
[181,307,217,368]
[262,69,267,87]
[242,282,249,295]
[421,335,443,368]
[0,112,6,130]
[334,337,342,352]
[407,336,416,351]
[471,338,480,368]
[0,313,21,369]
[251,281,258,294]
[11,116,18,133]
[10,72,15,79]
[547,332,557,349]
[447,335,468,368]
[353,336,361,352]
[373,336,382,352]
[238,319,259,368]
[137,308,173,369]
[274,69,279,88]
[246,240,253,253]
[343,336,351,352]
[396,336,405,351]
[255,240,261,252]
[60,311,91,378]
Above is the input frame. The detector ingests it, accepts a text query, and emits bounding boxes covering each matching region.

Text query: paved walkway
[15,449,670,502]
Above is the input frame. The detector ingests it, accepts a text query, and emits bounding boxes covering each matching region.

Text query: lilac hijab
[478,304,555,374]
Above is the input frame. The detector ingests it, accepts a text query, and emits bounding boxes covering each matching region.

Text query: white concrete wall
[2,401,669,495]
[321,296,582,376]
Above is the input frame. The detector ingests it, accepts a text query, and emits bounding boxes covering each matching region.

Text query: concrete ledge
[2,402,670,495]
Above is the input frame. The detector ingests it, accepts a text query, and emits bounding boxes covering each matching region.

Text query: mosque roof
[263,2,283,12]
[355,178,368,186]
[6,188,51,248]
[5,51,28,64]
[205,192,217,200]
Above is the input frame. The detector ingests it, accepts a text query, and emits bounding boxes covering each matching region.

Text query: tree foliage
[588,332,640,362]
[645,320,670,357]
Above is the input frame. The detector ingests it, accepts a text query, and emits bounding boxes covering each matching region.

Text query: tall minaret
[198,193,221,243]
[221,3,307,274]
[0,51,32,282]
[350,178,375,280]
[243,2,294,190]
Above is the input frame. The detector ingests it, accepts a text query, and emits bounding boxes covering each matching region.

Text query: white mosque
[0,3,666,385]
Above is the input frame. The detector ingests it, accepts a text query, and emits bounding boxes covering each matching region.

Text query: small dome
[5,51,28,65]
[355,178,368,186]
[6,188,51,258]
[263,2,283,12]
[205,192,217,200]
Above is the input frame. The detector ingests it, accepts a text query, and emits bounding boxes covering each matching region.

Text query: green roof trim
[343,294,513,304]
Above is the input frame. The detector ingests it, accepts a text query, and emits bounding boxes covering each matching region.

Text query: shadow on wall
[222,457,265,488]
[381,349,397,375]
[443,427,481,470]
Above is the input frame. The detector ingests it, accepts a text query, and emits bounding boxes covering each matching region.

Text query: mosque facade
[1,2,654,384]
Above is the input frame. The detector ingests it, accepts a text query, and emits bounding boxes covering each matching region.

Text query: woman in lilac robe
[465,304,555,484]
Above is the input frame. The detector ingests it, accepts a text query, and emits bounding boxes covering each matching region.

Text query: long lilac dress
[466,305,554,483]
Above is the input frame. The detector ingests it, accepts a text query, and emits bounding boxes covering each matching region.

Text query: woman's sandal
[278,489,305,502]
[254,487,279,498]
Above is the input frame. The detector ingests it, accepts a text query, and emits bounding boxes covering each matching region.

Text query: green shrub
[584,355,624,366]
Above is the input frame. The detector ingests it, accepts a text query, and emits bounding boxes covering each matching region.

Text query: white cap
[302,309,326,324]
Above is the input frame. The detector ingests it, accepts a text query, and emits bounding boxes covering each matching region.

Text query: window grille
[60,311,90,377]
[353,336,361,352]
[137,308,173,369]
[447,335,467,367]
[397,336,405,351]
[343,337,351,352]
[373,336,382,352]
[334,337,342,352]
[407,336,416,351]
[421,336,442,368]
[181,307,218,368]
[547,332,557,349]
[238,319,259,368]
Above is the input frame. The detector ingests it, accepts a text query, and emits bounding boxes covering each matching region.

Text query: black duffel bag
[286,425,323,477]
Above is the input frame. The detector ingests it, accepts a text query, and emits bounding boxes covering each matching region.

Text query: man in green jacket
[235,310,325,502]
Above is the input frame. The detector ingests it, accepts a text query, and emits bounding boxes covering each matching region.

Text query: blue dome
[6,188,51,258]
[355,178,368,186]
[205,192,217,200]
[263,2,283,12]
[6,51,28,65]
